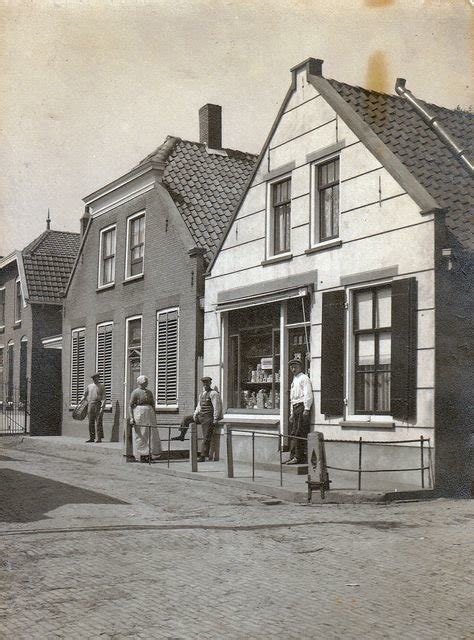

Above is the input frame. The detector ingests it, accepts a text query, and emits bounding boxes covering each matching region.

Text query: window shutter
[320,290,345,416]
[97,324,113,403]
[156,309,179,406]
[391,278,417,421]
[71,329,85,404]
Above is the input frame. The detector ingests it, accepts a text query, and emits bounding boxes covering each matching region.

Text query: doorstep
[15,435,435,505]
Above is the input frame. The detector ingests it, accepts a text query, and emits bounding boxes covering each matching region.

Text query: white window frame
[310,154,341,249]
[15,277,22,324]
[70,327,86,407]
[96,321,113,408]
[125,210,146,281]
[155,306,179,410]
[0,287,5,329]
[97,223,117,289]
[344,279,393,423]
[124,314,143,409]
[265,173,292,260]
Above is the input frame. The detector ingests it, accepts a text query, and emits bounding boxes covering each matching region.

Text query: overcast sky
[0,0,472,256]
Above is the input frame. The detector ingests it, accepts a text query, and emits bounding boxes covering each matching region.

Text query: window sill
[97,283,115,292]
[156,406,179,413]
[261,252,293,267]
[123,274,144,285]
[13,320,22,328]
[340,420,395,429]
[305,239,342,255]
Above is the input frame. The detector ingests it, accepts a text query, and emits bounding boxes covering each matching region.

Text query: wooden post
[190,422,198,472]
[226,425,234,478]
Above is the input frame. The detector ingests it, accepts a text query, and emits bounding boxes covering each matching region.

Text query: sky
[0,0,472,256]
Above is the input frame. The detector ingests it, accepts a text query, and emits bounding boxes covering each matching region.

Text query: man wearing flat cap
[287,358,313,464]
[173,376,222,462]
[80,372,106,443]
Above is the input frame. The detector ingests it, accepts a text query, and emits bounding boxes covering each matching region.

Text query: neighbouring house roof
[21,230,80,303]
[138,138,258,260]
[327,79,474,251]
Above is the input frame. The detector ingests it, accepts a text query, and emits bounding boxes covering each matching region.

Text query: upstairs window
[0,288,5,326]
[317,157,339,242]
[98,225,116,287]
[272,178,291,255]
[126,212,145,278]
[15,278,22,323]
[156,308,179,408]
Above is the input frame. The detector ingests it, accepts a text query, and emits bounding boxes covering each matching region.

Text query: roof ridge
[174,137,258,158]
[22,230,49,255]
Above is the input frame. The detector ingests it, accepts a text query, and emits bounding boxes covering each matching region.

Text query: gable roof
[21,230,80,303]
[138,137,257,260]
[325,79,473,251]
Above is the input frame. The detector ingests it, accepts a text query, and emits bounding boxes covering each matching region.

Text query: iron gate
[0,382,29,435]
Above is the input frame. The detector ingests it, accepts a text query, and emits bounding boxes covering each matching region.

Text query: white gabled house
[203,58,473,496]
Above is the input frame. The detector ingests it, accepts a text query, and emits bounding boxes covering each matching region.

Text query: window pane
[332,185,339,237]
[376,287,391,328]
[379,332,391,365]
[355,290,373,330]
[320,189,333,240]
[376,371,391,412]
[357,334,375,366]
[355,372,374,412]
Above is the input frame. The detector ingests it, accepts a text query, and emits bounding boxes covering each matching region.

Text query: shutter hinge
[344,301,349,310]
[343,397,348,405]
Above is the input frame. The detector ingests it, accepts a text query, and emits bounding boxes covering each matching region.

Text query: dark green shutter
[321,290,345,416]
[391,278,417,421]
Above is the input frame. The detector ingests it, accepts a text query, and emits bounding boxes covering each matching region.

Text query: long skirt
[132,405,162,458]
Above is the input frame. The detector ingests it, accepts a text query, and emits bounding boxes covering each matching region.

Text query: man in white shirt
[81,373,106,443]
[287,358,313,465]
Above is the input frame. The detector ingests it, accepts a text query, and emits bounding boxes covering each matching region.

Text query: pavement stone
[0,436,472,639]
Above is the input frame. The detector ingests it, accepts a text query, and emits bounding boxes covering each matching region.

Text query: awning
[216,271,316,312]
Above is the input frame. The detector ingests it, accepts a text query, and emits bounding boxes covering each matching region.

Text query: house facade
[62,105,256,441]
[0,228,80,435]
[203,59,473,495]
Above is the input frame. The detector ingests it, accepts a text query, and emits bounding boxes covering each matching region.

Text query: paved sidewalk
[27,435,427,504]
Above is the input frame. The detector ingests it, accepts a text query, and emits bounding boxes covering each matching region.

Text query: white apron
[132,404,162,458]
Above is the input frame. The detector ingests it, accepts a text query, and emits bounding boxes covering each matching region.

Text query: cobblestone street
[0,437,472,639]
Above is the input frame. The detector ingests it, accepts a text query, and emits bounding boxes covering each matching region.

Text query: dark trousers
[88,402,104,440]
[289,403,310,462]
[180,413,213,455]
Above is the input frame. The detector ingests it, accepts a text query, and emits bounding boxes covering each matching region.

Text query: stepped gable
[140,136,257,261]
[22,230,80,302]
[328,79,473,251]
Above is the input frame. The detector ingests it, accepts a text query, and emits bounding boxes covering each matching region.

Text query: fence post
[24,378,29,433]
[190,422,198,472]
[148,426,152,465]
[226,425,234,478]
[420,435,425,488]
[251,431,255,482]
[358,437,363,491]
[168,426,171,468]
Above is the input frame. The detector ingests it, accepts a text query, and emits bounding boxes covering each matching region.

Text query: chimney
[80,208,91,238]
[199,104,222,149]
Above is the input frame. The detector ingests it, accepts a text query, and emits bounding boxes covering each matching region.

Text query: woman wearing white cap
[129,375,162,462]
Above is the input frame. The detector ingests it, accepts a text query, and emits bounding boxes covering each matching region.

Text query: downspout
[395,78,474,175]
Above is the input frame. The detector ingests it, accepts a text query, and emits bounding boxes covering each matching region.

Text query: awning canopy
[216,271,317,312]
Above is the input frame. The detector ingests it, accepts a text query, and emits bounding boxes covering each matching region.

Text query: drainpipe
[395,78,474,175]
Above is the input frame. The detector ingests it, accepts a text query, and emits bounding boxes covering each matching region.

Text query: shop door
[125,317,142,406]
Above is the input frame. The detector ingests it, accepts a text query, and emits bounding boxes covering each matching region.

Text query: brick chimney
[199,104,222,150]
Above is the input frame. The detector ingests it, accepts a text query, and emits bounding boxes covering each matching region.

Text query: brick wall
[62,186,205,441]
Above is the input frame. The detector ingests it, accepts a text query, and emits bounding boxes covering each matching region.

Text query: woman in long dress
[129,375,162,462]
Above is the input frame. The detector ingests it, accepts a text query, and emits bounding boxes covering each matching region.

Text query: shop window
[126,212,145,279]
[98,225,116,287]
[96,323,113,404]
[353,285,391,414]
[272,178,291,255]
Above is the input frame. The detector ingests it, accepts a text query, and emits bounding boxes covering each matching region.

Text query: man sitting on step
[172,377,222,462]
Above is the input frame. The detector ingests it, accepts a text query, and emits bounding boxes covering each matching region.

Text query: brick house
[62,105,256,441]
[0,228,80,435]
[203,59,473,496]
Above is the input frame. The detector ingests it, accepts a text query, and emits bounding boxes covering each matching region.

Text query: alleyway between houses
[0,436,472,640]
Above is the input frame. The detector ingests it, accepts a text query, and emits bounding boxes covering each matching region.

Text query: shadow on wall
[0,469,128,523]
